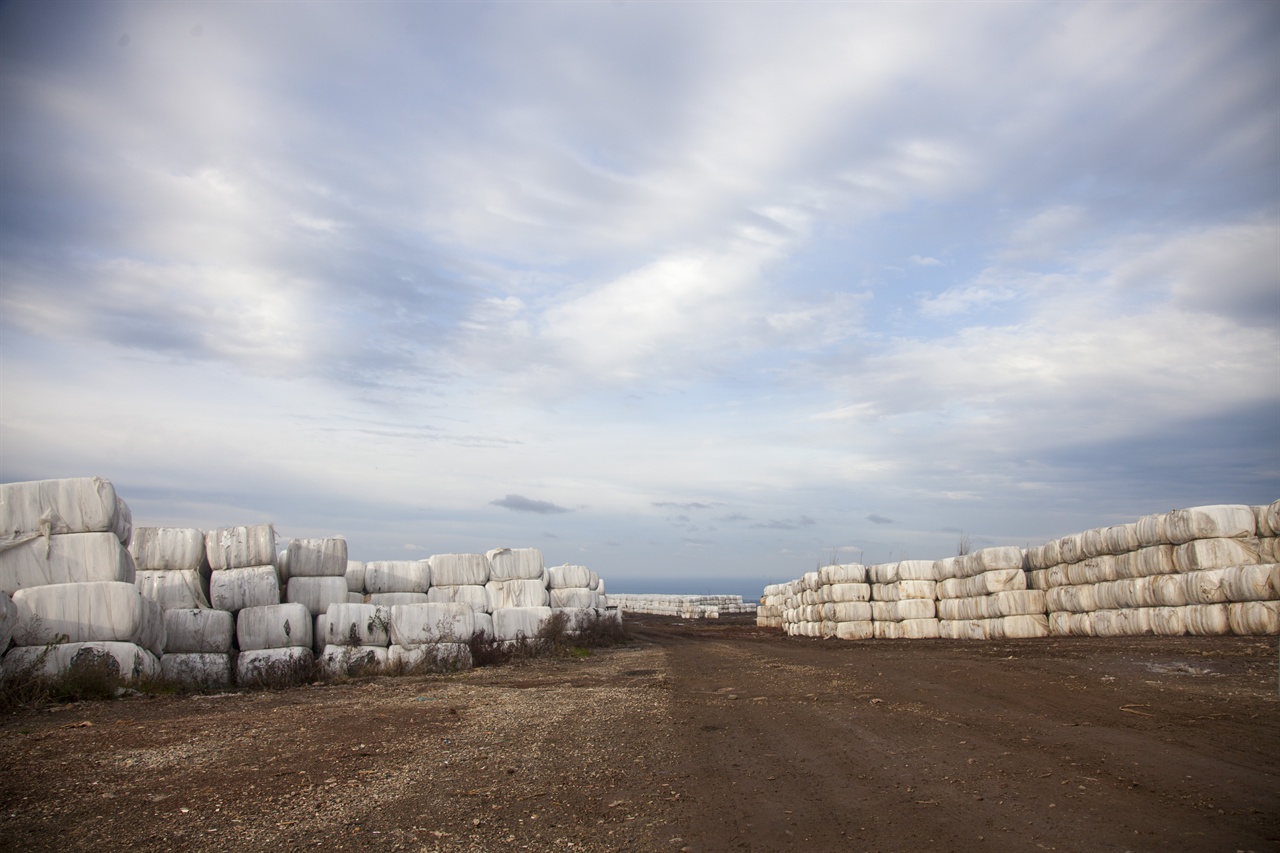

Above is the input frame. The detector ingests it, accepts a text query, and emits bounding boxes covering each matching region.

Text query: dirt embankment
[2,616,1277,852]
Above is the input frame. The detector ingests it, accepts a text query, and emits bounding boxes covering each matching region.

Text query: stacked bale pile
[428,553,494,637]
[365,560,431,606]
[756,584,787,629]
[237,602,314,685]
[206,525,280,612]
[1028,503,1280,637]
[344,560,366,604]
[283,537,349,625]
[610,593,753,618]
[869,561,940,639]
[0,478,161,683]
[936,547,1048,640]
[818,563,873,640]
[547,564,600,628]
[131,527,232,687]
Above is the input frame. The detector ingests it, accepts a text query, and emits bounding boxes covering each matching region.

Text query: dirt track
[1,615,1277,852]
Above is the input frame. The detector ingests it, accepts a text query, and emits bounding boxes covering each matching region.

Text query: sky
[1,1,1277,600]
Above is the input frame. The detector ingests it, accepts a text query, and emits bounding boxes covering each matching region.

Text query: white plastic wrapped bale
[364,561,430,594]
[0,532,135,597]
[1228,600,1280,634]
[389,603,475,646]
[345,561,365,594]
[872,599,936,621]
[205,525,277,571]
[938,590,1047,621]
[937,569,1026,600]
[2,641,159,682]
[286,576,350,617]
[818,564,867,584]
[0,477,125,541]
[236,603,312,651]
[1045,584,1098,613]
[236,647,314,687]
[871,580,936,602]
[163,608,234,653]
[547,564,592,589]
[824,583,870,602]
[284,538,348,577]
[1091,608,1153,637]
[1049,611,1094,637]
[549,588,596,609]
[427,584,493,613]
[368,592,429,607]
[473,611,494,638]
[486,548,545,581]
[12,582,164,654]
[388,643,473,672]
[1172,538,1261,573]
[209,566,280,612]
[318,644,387,678]
[895,560,938,581]
[492,606,552,642]
[0,593,16,652]
[161,653,233,689]
[130,527,209,572]
[1135,513,1171,547]
[136,570,210,610]
[941,615,1049,640]
[324,603,390,647]
[1183,603,1231,635]
[486,579,550,609]
[834,621,873,640]
[428,553,491,586]
[1165,505,1256,544]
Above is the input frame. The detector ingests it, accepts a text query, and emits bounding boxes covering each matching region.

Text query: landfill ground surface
[1,614,1277,853]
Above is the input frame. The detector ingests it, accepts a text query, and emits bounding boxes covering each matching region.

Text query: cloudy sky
[1,1,1276,598]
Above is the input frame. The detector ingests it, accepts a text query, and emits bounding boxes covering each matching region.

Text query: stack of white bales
[1026,502,1280,637]
[546,563,617,629]
[131,527,232,689]
[610,593,746,618]
[756,585,787,629]
[204,524,313,683]
[0,478,162,682]
[318,601,391,676]
[783,572,824,637]
[427,553,493,637]
[870,561,940,639]
[818,564,873,640]
[485,549,554,643]
[935,547,1047,640]
[343,560,367,604]
[364,559,432,607]
[282,537,350,629]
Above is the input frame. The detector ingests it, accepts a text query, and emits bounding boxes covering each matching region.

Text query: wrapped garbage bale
[2,641,159,683]
[318,644,387,678]
[209,566,279,612]
[388,643,472,672]
[896,560,937,581]
[136,570,210,610]
[163,608,234,653]
[284,538,348,578]
[1228,600,1280,634]
[324,603,390,647]
[236,646,314,687]
[389,602,475,646]
[473,611,494,638]
[486,548,545,581]
[1135,513,1171,547]
[1165,505,1256,544]
[161,653,233,689]
[937,569,1026,599]
[1148,606,1187,635]
[974,547,1023,573]
[486,579,550,609]
[364,561,430,594]
[876,618,939,639]
[834,620,873,640]
[345,561,365,594]
[0,477,126,542]
[1220,563,1279,601]
[0,532,135,597]
[130,528,208,572]
[12,582,164,655]
[492,606,552,642]
[872,599,936,621]
[1183,603,1231,635]
[549,588,596,609]
[547,564,592,589]
[1172,538,1261,573]
[286,576,350,617]
[1132,545,1177,576]
[428,553,490,587]
[205,525,277,571]
[825,583,870,602]
[818,564,866,584]
[236,603,312,651]
[1103,524,1139,555]
[1049,610,1094,637]
[1267,500,1280,539]
[427,584,492,613]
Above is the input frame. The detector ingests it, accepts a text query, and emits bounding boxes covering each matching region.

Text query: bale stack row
[870,560,940,639]
[0,478,162,683]
[609,593,751,618]
[1025,503,1280,637]
[935,546,1049,640]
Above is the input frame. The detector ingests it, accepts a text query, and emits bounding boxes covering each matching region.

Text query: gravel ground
[2,615,1277,852]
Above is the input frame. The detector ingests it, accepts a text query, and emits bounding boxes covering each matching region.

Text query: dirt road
[1,616,1277,852]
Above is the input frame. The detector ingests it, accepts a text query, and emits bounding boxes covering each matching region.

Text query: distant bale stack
[869,561,939,639]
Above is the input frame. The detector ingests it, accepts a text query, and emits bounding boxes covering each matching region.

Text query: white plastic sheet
[363,561,430,594]
[492,606,552,641]
[286,576,350,617]
[486,548,545,581]
[547,564,592,589]
[390,602,475,645]
[0,477,123,541]
[428,553,491,586]
[549,588,596,609]
[427,584,493,613]
[284,538,349,578]
[486,579,550,609]
[1165,505,1256,544]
